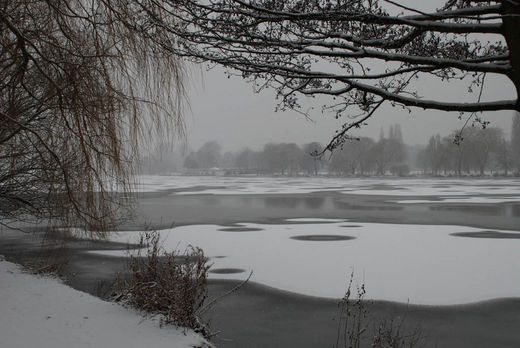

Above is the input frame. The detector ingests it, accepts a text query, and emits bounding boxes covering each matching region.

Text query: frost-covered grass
[0,258,208,348]
[92,220,520,305]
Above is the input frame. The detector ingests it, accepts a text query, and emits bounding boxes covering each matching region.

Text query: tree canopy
[169,0,520,151]
[0,1,185,231]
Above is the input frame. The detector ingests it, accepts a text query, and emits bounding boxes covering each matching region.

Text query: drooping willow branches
[0,0,186,231]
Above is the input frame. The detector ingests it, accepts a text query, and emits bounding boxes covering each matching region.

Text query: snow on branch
[169,0,520,149]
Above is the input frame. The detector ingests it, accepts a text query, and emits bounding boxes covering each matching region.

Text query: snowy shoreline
[0,258,208,348]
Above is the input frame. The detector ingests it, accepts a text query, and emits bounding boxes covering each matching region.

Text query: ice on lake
[94,175,520,305]
[93,220,520,305]
[135,175,520,200]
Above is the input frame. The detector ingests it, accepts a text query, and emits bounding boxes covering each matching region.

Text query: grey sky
[180,1,517,153]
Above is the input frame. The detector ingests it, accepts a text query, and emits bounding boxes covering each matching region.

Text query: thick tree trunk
[502,2,520,109]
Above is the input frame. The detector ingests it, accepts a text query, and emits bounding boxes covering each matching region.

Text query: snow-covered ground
[134,175,520,203]
[91,220,520,305]
[0,258,208,348]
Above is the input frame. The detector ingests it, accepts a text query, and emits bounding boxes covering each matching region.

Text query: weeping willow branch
[0,0,187,232]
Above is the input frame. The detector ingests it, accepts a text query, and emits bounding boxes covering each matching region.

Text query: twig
[197,271,253,315]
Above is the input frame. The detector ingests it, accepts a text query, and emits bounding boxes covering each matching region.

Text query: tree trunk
[502,2,520,108]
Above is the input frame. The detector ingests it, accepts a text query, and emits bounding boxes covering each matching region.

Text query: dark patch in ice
[303,197,325,209]
[264,197,301,208]
[290,235,356,241]
[210,268,246,274]
[171,185,227,194]
[370,184,403,191]
[450,231,520,239]
[218,227,264,232]
[203,196,222,205]
[211,255,227,259]
[513,204,520,217]
[430,205,502,215]
[333,201,403,211]
[340,225,362,228]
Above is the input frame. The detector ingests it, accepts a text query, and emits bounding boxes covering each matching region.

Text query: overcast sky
[179,1,518,153]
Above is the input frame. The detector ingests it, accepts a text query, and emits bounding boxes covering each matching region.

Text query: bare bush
[23,259,66,278]
[117,231,210,336]
[335,273,424,348]
[372,317,424,348]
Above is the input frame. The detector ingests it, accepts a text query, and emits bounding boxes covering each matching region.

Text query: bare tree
[512,112,520,174]
[235,147,259,172]
[195,140,223,168]
[281,142,303,175]
[301,142,323,175]
[167,0,519,152]
[261,143,285,174]
[0,1,185,231]
[418,135,442,175]
[495,137,512,175]
[464,127,503,175]
[329,137,375,175]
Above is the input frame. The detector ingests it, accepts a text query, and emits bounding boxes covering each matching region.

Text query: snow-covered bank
[0,258,208,348]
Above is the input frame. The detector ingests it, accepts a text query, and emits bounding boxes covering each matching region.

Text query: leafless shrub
[117,231,210,337]
[335,274,368,348]
[372,317,424,348]
[335,273,424,348]
[23,259,66,278]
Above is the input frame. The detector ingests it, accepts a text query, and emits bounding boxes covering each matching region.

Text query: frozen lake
[99,176,520,305]
[135,175,520,199]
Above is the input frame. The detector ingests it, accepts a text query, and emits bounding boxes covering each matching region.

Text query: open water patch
[285,218,346,223]
[210,268,246,274]
[450,231,520,239]
[218,227,264,232]
[290,235,356,241]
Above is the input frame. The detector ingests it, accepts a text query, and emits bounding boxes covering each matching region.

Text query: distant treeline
[140,114,520,177]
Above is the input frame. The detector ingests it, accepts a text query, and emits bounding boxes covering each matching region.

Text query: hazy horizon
[180,65,516,154]
[177,0,517,153]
